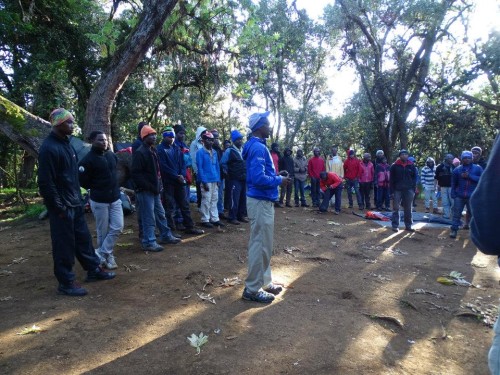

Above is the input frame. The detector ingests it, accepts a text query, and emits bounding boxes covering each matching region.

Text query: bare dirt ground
[0,197,498,375]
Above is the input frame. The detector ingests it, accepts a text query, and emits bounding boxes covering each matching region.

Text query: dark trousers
[346,178,362,208]
[227,179,247,220]
[392,189,415,229]
[294,179,306,205]
[48,206,99,285]
[224,179,231,211]
[163,183,194,229]
[279,179,293,204]
[319,186,343,212]
[196,179,202,208]
[376,186,390,209]
[359,182,372,209]
[451,196,471,231]
[311,177,321,206]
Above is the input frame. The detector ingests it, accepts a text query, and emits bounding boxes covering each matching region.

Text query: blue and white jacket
[242,136,282,201]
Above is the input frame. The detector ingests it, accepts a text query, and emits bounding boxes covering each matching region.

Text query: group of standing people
[37,107,488,303]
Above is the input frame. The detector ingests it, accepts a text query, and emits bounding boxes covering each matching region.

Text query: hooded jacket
[389,159,417,191]
[278,148,295,177]
[242,136,282,201]
[451,163,483,199]
[293,155,308,182]
[189,126,207,174]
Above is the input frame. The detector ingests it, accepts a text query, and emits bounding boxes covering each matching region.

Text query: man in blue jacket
[157,127,204,236]
[241,111,291,303]
[196,131,224,228]
[470,137,500,374]
[450,150,483,239]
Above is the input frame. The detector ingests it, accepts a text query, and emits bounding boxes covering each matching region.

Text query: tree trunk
[18,152,36,188]
[0,95,51,158]
[84,0,179,144]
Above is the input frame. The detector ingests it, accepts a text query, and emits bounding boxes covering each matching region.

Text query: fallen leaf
[17,324,42,335]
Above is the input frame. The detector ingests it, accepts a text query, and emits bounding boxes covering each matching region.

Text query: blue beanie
[162,127,175,138]
[461,150,473,159]
[248,111,270,131]
[231,129,243,142]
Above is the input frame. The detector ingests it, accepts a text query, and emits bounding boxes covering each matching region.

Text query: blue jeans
[392,189,414,229]
[48,206,100,285]
[227,179,247,220]
[217,179,225,214]
[136,191,174,247]
[310,177,321,206]
[294,179,306,205]
[440,186,453,218]
[319,186,343,212]
[451,196,470,231]
[490,312,500,375]
[346,178,362,208]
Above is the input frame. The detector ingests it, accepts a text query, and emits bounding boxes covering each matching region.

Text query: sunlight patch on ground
[69,302,211,373]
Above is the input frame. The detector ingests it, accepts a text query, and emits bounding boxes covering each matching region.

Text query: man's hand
[461,170,469,179]
[203,183,209,191]
[281,177,292,187]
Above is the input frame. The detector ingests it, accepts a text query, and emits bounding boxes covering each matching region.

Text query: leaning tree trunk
[0,95,51,158]
[84,0,179,144]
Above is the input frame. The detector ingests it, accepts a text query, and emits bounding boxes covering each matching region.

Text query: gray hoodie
[189,126,207,174]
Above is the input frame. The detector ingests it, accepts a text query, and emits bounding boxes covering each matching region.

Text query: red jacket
[343,157,362,180]
[308,156,325,179]
[320,172,343,192]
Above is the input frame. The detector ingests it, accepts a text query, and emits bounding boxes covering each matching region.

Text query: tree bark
[84,0,179,143]
[0,95,51,158]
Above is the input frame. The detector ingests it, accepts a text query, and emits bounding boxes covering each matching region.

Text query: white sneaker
[95,249,106,266]
[105,254,118,270]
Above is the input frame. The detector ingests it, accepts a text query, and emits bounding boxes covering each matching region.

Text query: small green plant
[24,204,46,218]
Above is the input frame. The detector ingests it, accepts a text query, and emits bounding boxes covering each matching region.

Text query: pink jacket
[359,161,374,183]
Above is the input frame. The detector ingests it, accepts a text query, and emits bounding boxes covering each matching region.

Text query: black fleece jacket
[78,147,120,203]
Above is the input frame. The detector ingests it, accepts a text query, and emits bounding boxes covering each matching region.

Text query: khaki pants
[245,197,274,293]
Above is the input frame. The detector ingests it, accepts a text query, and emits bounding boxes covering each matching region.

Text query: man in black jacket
[38,108,115,297]
[131,125,181,252]
[389,149,418,232]
[221,130,248,225]
[79,131,123,270]
[278,147,295,207]
[434,154,454,219]
[157,127,204,236]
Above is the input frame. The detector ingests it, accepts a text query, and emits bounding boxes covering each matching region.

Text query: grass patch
[0,202,45,223]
